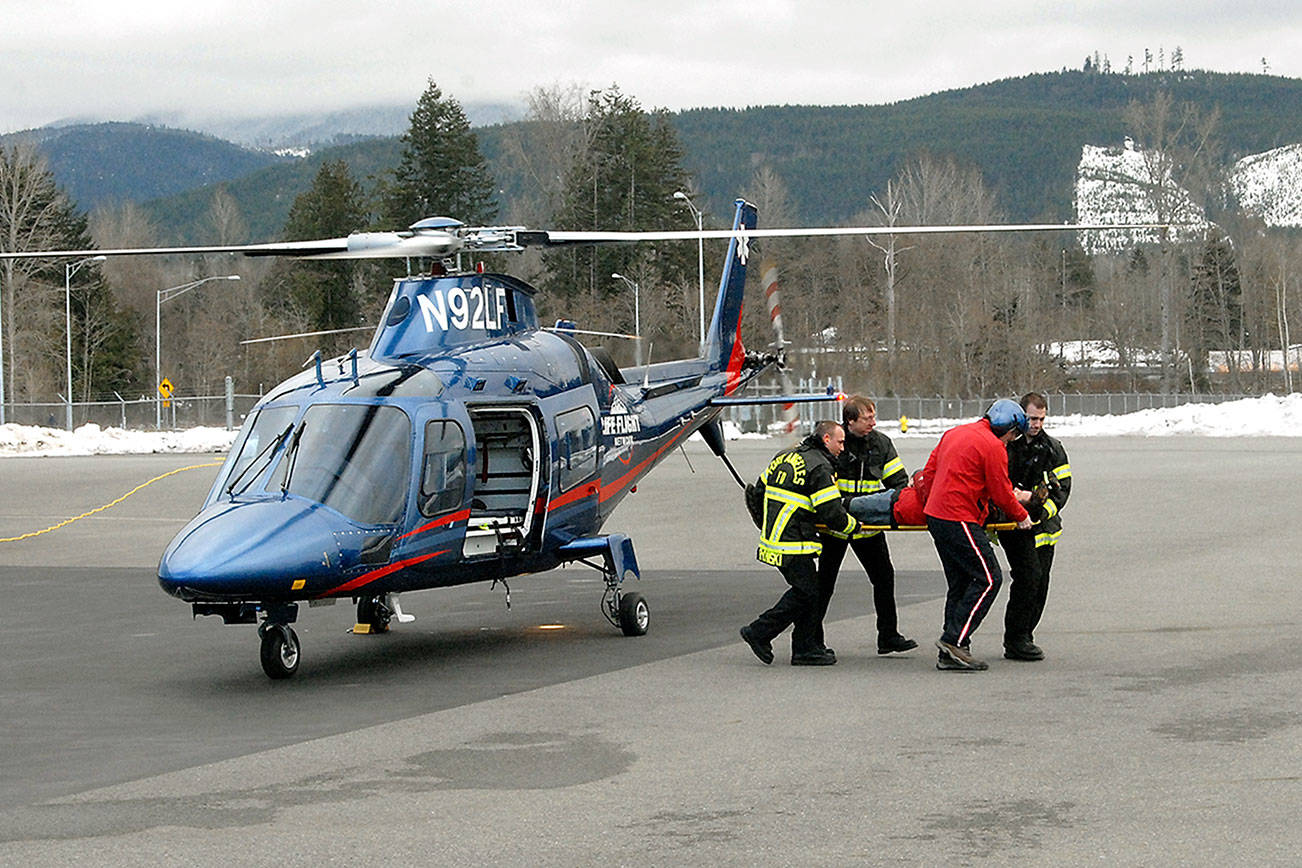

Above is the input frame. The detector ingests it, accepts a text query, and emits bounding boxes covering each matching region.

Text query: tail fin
[704,199,757,394]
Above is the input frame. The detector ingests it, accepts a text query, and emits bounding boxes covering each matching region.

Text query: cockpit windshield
[266,404,412,525]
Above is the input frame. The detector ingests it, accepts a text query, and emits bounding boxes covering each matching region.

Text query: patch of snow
[4,395,1301,458]
[1230,143,1302,227]
[1074,141,1207,253]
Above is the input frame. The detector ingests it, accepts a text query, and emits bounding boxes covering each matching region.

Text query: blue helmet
[985,398,1028,436]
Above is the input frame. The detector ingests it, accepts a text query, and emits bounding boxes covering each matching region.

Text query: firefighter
[814,395,918,655]
[998,392,1072,661]
[741,420,860,666]
[921,399,1033,671]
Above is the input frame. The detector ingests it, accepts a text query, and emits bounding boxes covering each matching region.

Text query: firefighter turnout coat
[757,434,859,566]
[1006,430,1071,547]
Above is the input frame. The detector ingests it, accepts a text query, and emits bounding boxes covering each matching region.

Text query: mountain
[152,100,523,150]
[141,136,402,243]
[0,122,286,211]
[24,69,1302,242]
[659,69,1302,225]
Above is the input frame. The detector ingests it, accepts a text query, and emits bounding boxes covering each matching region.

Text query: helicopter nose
[158,499,343,601]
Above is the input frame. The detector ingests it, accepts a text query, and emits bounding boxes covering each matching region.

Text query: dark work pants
[747,556,821,657]
[814,533,900,648]
[927,517,1004,647]
[998,528,1056,643]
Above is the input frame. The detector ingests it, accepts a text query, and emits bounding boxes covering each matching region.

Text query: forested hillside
[664,70,1302,223]
[142,136,401,242]
[80,70,1298,241]
[0,122,286,210]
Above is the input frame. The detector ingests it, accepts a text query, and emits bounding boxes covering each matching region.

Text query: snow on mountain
[1075,138,1302,251]
[1230,143,1302,227]
[1073,139,1207,253]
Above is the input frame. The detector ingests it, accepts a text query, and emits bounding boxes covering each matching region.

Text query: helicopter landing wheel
[355,596,392,633]
[259,623,300,679]
[617,591,650,637]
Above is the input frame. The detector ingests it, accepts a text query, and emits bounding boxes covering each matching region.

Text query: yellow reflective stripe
[764,502,800,545]
[1035,529,1062,547]
[810,485,841,506]
[760,539,821,554]
[883,457,905,478]
[765,487,814,511]
[836,478,883,494]
[1053,463,1071,480]
[1042,498,1059,519]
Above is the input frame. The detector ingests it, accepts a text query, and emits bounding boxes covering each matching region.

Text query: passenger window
[420,420,467,516]
[555,407,597,491]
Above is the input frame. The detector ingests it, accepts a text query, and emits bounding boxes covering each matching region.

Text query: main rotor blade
[0,238,352,261]
[527,222,1171,245]
[0,232,461,262]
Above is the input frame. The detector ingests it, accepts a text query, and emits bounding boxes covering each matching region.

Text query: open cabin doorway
[463,406,542,557]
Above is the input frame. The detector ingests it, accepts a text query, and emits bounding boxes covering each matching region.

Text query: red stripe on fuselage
[548,480,600,512]
[398,508,471,540]
[320,550,448,597]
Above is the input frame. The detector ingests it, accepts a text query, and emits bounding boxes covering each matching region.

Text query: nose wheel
[258,622,300,679]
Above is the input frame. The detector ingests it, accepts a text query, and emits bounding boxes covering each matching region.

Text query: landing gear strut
[560,533,649,637]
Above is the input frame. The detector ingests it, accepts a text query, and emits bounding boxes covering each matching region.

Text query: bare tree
[1122,91,1220,392]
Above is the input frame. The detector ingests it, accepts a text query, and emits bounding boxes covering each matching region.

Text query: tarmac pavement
[1,435,1299,864]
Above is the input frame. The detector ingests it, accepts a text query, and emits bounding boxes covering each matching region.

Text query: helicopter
[3,201,1159,678]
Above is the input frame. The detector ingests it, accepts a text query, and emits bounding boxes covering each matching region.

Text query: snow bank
[2,394,1300,457]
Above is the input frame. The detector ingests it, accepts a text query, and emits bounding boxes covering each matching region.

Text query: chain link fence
[2,394,263,431]
[0,385,1272,434]
[721,381,1265,434]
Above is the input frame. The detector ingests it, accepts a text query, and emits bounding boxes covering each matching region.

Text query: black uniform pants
[747,555,821,657]
[997,528,1056,643]
[927,517,1004,647]
[814,533,900,647]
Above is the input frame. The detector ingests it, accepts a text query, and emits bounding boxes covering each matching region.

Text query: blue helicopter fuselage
[159,208,761,612]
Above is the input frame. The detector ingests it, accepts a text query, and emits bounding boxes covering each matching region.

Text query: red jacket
[893,485,927,526]
[921,418,1029,525]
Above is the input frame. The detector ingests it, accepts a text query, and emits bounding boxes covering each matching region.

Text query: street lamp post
[673,191,706,348]
[65,255,106,430]
[611,272,642,366]
[155,275,241,429]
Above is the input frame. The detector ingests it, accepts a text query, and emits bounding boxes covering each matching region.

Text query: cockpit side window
[419,420,467,517]
[218,405,297,496]
[555,406,597,491]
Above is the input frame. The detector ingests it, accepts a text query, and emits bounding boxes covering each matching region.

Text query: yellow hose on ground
[0,461,221,543]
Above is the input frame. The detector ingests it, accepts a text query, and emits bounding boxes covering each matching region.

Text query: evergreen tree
[1188,233,1243,389]
[382,80,497,228]
[546,87,694,301]
[275,160,371,331]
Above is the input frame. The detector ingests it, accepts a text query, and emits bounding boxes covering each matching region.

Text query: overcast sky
[1,0,1298,133]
